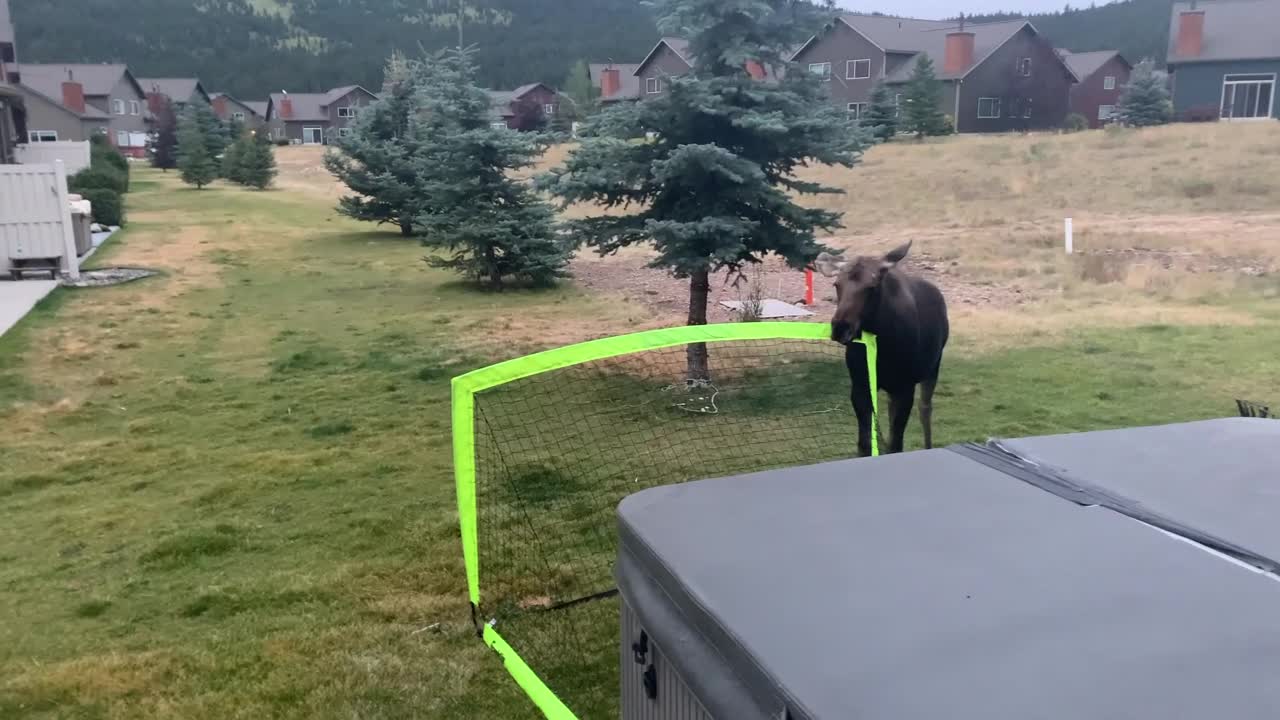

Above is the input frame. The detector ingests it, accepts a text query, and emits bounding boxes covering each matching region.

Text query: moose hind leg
[919,377,937,450]
[888,390,915,454]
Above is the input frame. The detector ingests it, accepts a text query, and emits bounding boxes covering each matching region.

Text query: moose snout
[831,320,858,346]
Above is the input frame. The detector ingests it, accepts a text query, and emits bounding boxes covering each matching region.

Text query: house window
[646,77,661,94]
[490,121,508,130]
[338,127,352,138]
[1221,73,1276,120]
[1016,58,1032,76]
[27,130,58,142]
[846,59,871,80]
[112,99,125,115]
[1098,104,1116,121]
[128,100,138,115]
[544,103,556,115]
[232,111,245,121]
[116,130,129,146]
[1103,75,1117,90]
[1023,98,1033,118]
[337,106,360,118]
[977,97,1001,118]
[894,93,902,118]
[809,62,832,81]
[846,102,869,120]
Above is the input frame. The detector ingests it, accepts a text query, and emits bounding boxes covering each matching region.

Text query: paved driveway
[0,280,58,338]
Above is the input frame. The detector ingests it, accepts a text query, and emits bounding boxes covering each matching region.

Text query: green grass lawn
[1,168,1277,719]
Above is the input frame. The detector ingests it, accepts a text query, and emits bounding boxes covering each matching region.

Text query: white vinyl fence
[0,161,79,279]
[14,140,91,175]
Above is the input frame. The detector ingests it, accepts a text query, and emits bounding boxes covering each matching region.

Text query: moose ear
[881,241,912,272]
[814,252,847,278]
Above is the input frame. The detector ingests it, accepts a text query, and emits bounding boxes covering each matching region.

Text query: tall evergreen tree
[863,81,899,142]
[191,101,229,160]
[901,55,951,138]
[415,48,571,289]
[221,131,249,184]
[543,0,865,379]
[148,98,179,171]
[563,59,598,111]
[239,131,278,190]
[1117,58,1173,127]
[325,54,429,236]
[177,105,217,189]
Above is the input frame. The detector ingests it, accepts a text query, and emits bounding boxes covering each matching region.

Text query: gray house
[265,85,378,144]
[634,37,693,99]
[792,15,1078,133]
[1167,0,1278,121]
[137,77,211,111]
[210,92,266,132]
[17,64,148,155]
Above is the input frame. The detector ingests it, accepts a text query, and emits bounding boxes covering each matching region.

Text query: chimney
[944,29,976,75]
[62,80,86,113]
[1175,7,1205,58]
[745,60,767,80]
[600,68,620,98]
[212,95,227,118]
[281,96,294,119]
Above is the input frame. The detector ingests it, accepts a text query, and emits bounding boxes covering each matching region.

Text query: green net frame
[451,322,878,718]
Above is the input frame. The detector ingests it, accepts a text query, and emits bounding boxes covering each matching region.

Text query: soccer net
[452,323,878,718]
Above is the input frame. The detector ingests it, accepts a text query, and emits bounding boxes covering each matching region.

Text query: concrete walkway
[0,280,58,338]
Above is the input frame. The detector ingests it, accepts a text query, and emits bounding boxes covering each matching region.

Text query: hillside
[966,0,1176,64]
[13,0,1177,99]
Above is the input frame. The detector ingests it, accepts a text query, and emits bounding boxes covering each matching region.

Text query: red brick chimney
[745,60,767,80]
[212,95,227,118]
[281,96,294,119]
[62,80,86,113]
[944,31,976,75]
[600,68,620,98]
[1175,8,1205,58]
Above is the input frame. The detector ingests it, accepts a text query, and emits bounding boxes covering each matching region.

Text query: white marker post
[1064,217,1074,255]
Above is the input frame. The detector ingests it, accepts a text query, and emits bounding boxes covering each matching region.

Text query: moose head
[814,241,913,345]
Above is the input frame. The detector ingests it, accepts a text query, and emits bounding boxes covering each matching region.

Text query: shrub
[92,144,129,176]
[1180,180,1216,199]
[274,138,290,147]
[69,166,128,195]
[80,188,125,226]
[1063,113,1088,132]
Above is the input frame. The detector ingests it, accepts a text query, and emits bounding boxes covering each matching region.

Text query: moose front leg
[850,383,875,458]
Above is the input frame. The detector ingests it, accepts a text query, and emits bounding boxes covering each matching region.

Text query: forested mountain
[12,0,1175,99]
[965,0,1177,65]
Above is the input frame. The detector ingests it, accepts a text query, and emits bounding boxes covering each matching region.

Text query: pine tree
[221,132,248,184]
[192,102,230,160]
[863,81,899,142]
[1117,58,1173,127]
[177,105,217,189]
[238,131,278,190]
[148,98,179,171]
[563,59,597,111]
[901,55,952,138]
[543,0,865,379]
[324,54,429,236]
[415,48,571,290]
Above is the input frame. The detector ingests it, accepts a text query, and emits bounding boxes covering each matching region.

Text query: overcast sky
[836,0,1073,20]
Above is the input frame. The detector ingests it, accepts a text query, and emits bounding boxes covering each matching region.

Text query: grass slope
[0,159,1276,718]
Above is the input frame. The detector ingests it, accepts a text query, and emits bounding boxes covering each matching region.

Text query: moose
[815,241,949,456]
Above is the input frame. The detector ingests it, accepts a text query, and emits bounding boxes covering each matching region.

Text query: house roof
[589,62,642,100]
[1167,0,1280,65]
[245,100,268,117]
[210,92,265,118]
[15,82,110,120]
[1057,50,1127,81]
[322,84,380,105]
[793,16,1061,83]
[635,37,694,75]
[486,83,558,118]
[137,77,209,103]
[18,63,143,98]
[267,92,328,122]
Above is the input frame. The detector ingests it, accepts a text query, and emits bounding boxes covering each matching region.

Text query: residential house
[589,62,641,103]
[635,37,692,98]
[487,83,566,130]
[264,85,378,144]
[137,77,211,115]
[17,63,148,155]
[1167,0,1278,121]
[791,15,1078,133]
[1059,50,1131,128]
[210,92,267,132]
[0,0,25,163]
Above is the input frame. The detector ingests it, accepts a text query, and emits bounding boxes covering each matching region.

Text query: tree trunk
[399,219,413,237]
[685,268,710,383]
[485,247,503,291]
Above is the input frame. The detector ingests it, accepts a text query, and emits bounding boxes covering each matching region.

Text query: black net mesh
[472,338,862,716]
[1237,399,1272,419]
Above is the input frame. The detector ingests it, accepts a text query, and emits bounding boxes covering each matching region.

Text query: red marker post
[804,268,815,306]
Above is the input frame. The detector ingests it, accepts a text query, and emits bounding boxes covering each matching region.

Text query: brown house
[589,62,641,103]
[210,92,267,132]
[264,85,378,144]
[635,37,693,99]
[791,15,1078,133]
[1059,50,1131,128]
[487,83,567,130]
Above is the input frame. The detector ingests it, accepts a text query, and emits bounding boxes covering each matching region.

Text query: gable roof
[210,92,265,118]
[137,77,209,104]
[635,37,693,76]
[17,63,143,98]
[590,63,642,100]
[245,100,268,117]
[793,15,1067,84]
[15,82,111,120]
[267,92,328,122]
[323,84,377,106]
[1167,0,1280,65]
[1057,50,1128,81]
[486,83,559,118]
